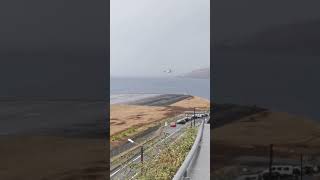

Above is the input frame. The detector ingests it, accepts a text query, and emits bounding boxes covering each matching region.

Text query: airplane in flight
[163,69,173,73]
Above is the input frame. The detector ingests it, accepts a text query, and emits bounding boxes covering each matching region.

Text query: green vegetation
[111,127,136,142]
[132,127,198,180]
[111,114,183,142]
[111,115,183,169]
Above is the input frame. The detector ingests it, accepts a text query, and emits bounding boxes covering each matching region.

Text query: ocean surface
[110,77,210,100]
[213,53,320,121]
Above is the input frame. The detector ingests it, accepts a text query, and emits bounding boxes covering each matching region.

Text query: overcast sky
[111,0,210,77]
[213,0,320,43]
[0,0,107,98]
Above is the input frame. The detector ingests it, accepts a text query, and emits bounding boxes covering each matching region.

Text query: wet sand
[0,100,107,180]
[0,136,107,180]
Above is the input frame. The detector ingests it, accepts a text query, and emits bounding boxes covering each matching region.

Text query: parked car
[177,119,186,124]
[303,165,314,175]
[191,115,197,120]
[170,122,176,127]
[184,117,191,122]
[261,165,294,178]
[293,166,301,176]
[261,172,280,180]
[201,114,208,118]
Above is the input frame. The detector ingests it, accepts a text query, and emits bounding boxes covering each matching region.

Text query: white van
[261,165,294,177]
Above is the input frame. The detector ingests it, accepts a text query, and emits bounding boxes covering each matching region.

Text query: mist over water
[110,77,210,100]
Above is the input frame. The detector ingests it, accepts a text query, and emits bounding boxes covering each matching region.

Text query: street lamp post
[190,112,193,128]
[128,139,144,163]
[193,107,196,127]
[269,144,273,179]
[300,154,303,180]
[141,146,144,163]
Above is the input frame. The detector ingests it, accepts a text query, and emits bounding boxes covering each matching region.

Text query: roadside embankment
[110,94,210,158]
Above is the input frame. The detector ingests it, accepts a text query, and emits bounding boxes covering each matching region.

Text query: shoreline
[110,94,210,154]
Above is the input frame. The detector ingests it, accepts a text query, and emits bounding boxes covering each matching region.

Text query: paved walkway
[189,123,210,180]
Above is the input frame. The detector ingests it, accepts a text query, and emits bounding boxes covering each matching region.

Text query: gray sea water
[110,77,210,100]
[214,53,320,121]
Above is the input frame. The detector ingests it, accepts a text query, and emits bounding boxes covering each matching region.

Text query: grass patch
[111,127,136,142]
[110,114,183,143]
[132,127,198,180]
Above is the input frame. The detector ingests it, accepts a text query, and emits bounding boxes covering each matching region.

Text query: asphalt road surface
[110,117,204,180]
[189,122,210,180]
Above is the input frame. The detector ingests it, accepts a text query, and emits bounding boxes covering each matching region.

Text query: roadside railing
[172,119,205,180]
[110,121,190,179]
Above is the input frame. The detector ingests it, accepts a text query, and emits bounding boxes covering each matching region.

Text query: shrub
[133,127,198,180]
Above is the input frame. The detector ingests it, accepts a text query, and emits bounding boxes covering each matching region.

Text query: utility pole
[300,153,303,180]
[269,144,273,179]
[140,145,144,175]
[193,107,196,127]
[141,146,144,163]
[190,113,193,127]
[128,139,144,174]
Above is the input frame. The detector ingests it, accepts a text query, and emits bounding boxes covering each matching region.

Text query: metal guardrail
[110,120,190,179]
[172,119,205,180]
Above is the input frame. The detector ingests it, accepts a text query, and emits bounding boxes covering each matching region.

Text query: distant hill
[179,68,210,79]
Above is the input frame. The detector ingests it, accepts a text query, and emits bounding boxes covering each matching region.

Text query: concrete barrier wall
[173,120,205,180]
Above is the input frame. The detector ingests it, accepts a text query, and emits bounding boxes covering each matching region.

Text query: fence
[111,122,191,180]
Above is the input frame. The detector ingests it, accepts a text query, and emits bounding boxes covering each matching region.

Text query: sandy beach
[110,95,210,147]
[211,104,320,175]
[0,135,107,180]
[0,100,107,180]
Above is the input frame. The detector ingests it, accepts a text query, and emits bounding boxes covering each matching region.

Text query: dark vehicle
[292,168,301,176]
[191,115,197,120]
[184,117,191,122]
[303,165,314,175]
[261,172,280,180]
[177,119,186,124]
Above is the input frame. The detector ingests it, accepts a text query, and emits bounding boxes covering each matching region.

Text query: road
[110,117,204,180]
[189,122,210,180]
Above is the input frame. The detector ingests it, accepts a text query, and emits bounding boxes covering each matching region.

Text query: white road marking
[129,173,138,180]
[110,117,206,179]
[110,123,184,178]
